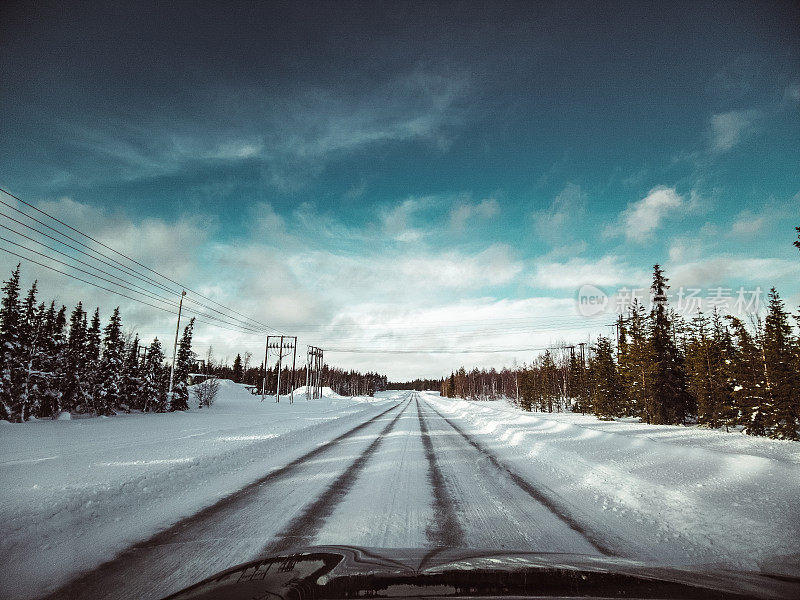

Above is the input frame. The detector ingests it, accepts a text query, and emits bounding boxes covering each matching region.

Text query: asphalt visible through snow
[42,392,608,600]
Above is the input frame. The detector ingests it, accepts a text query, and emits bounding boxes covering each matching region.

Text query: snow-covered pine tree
[17,282,45,421]
[763,288,799,440]
[122,334,143,411]
[143,337,167,412]
[61,302,87,413]
[648,264,692,425]
[36,301,66,418]
[569,349,591,414]
[170,318,195,411]
[541,350,557,412]
[617,300,652,421]
[0,266,23,421]
[84,308,102,414]
[589,335,625,419]
[96,307,124,415]
[232,353,243,383]
[726,316,767,435]
[686,310,733,429]
[48,304,67,417]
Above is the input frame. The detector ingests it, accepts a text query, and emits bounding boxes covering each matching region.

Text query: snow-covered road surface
[2,385,798,599]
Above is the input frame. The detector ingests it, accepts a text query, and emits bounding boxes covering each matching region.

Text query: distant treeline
[0,265,196,423]
[388,378,442,391]
[192,351,389,398]
[440,264,800,441]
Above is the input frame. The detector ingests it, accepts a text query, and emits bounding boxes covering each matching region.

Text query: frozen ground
[1,385,798,599]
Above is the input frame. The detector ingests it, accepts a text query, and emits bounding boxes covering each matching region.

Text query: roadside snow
[424,393,800,576]
[0,381,398,600]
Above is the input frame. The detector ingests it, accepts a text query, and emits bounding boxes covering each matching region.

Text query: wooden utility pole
[305,347,311,400]
[305,346,324,399]
[275,335,284,402]
[168,290,187,403]
[262,335,271,401]
[289,336,297,404]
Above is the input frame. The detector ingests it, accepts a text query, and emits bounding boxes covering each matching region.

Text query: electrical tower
[262,335,298,403]
[306,346,323,400]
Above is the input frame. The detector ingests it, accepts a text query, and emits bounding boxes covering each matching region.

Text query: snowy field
[0,382,399,599]
[1,384,798,599]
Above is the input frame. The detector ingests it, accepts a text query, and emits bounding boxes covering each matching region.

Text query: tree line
[0,265,196,422]
[188,349,389,398]
[440,264,799,441]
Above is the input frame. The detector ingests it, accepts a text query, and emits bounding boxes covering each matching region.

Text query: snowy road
[37,392,611,600]
[3,386,798,599]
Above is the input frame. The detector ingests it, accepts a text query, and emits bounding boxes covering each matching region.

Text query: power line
[0,188,278,333]
[0,247,264,337]
[0,207,268,331]
[0,236,265,334]
[323,345,578,354]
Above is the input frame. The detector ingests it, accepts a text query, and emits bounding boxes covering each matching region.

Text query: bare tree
[192,377,220,408]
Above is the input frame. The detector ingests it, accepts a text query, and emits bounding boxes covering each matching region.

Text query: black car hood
[163,545,800,600]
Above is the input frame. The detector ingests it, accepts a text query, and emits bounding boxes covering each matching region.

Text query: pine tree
[0,266,22,421]
[541,350,557,412]
[84,308,102,413]
[726,316,767,435]
[762,288,799,439]
[122,335,143,411]
[589,336,626,419]
[170,318,195,411]
[618,300,652,420]
[96,307,125,415]
[232,353,243,383]
[686,311,733,429]
[37,302,66,418]
[49,305,68,417]
[568,349,590,413]
[61,302,87,412]
[143,337,167,412]
[648,264,692,424]
[17,282,45,421]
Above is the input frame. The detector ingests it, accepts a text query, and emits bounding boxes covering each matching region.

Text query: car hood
[163,545,800,600]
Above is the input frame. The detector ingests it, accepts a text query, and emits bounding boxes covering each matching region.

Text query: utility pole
[306,345,323,399]
[262,335,271,401]
[275,335,284,403]
[316,347,323,398]
[305,347,311,401]
[290,336,297,404]
[168,290,187,403]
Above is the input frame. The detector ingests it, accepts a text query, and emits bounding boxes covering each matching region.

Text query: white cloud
[708,109,759,153]
[669,257,800,289]
[379,197,431,243]
[607,186,685,243]
[730,209,768,238]
[531,256,646,290]
[449,198,499,231]
[531,183,586,241]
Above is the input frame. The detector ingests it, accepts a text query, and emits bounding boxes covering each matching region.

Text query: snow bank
[425,393,800,576]
[0,381,400,599]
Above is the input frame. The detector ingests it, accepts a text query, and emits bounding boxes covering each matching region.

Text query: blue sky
[1,1,798,378]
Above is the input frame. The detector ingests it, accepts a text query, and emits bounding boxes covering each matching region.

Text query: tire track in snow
[415,394,465,547]
[422,397,617,556]
[41,397,409,600]
[265,397,413,554]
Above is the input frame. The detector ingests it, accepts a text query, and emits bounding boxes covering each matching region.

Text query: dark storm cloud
[1,0,798,207]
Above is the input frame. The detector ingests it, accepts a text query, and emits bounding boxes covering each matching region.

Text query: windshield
[0,2,798,600]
